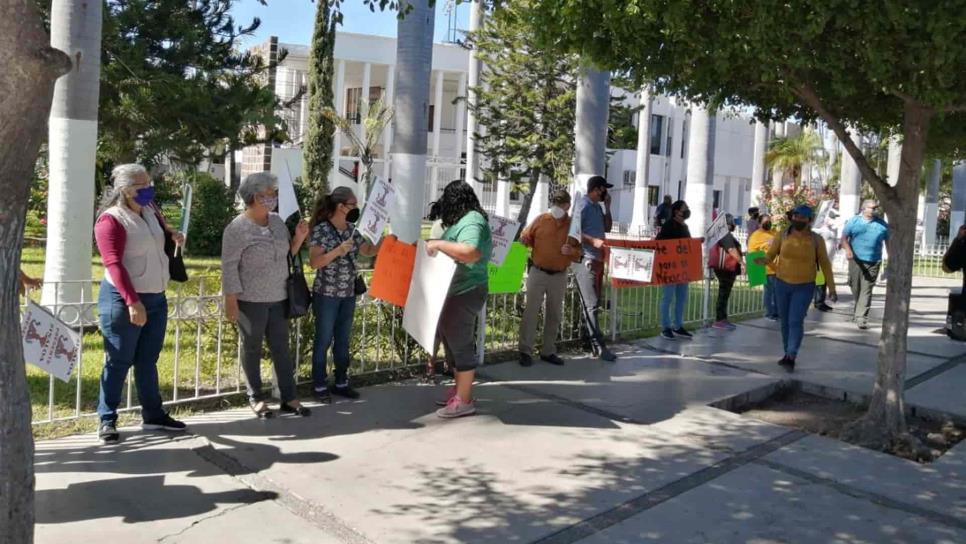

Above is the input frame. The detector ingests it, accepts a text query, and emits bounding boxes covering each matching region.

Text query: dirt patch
[735,389,965,463]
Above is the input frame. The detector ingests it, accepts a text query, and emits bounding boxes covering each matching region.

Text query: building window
[680,118,688,158]
[345,86,384,124]
[428,105,435,132]
[647,186,660,206]
[677,180,683,200]
[665,120,673,157]
[713,190,722,210]
[649,114,664,155]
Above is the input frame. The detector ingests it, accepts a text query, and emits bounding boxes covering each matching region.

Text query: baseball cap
[791,204,814,219]
[586,175,613,192]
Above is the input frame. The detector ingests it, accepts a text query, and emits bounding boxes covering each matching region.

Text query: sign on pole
[568,191,583,241]
[358,176,397,244]
[21,301,78,382]
[277,171,301,222]
[704,213,730,250]
[609,247,656,283]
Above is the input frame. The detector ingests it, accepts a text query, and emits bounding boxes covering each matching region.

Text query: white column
[382,64,395,180]
[839,130,863,226]
[630,88,652,229]
[770,120,786,188]
[330,59,346,185]
[683,106,714,236]
[361,62,372,119]
[527,174,550,225]
[951,161,966,240]
[454,72,467,165]
[495,176,511,218]
[886,136,902,187]
[464,1,485,192]
[924,159,940,245]
[750,120,768,207]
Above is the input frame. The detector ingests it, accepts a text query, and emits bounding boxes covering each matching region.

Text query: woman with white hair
[221,172,311,419]
[94,163,186,444]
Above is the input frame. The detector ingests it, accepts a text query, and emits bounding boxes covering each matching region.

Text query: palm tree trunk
[574,64,610,192]
[41,0,103,324]
[0,3,71,541]
[750,121,768,207]
[390,0,434,243]
[839,130,863,223]
[684,106,715,235]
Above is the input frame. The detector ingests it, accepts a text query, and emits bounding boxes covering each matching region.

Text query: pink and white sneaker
[436,395,476,419]
[434,386,457,407]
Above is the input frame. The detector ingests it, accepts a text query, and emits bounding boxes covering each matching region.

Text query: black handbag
[286,252,312,318]
[163,229,189,283]
[354,274,367,296]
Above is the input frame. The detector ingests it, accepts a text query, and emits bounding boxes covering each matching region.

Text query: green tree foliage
[186,172,236,257]
[99,0,287,168]
[303,0,338,199]
[468,0,578,226]
[524,0,966,449]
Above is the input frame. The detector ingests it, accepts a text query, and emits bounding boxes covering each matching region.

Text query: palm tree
[765,129,825,192]
[324,98,395,201]
[574,64,610,190]
[42,0,103,322]
[390,0,435,243]
[683,106,715,236]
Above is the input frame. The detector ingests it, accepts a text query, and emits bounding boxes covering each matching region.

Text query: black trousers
[714,269,737,322]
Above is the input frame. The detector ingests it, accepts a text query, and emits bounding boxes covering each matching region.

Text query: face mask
[680,209,691,220]
[791,220,808,231]
[346,207,361,223]
[550,206,566,220]
[133,186,155,206]
[257,195,278,212]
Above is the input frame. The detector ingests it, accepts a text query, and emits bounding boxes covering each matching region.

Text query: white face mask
[550,206,566,220]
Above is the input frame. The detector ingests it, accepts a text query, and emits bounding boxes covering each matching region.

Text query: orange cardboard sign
[369,235,417,306]
[606,238,703,287]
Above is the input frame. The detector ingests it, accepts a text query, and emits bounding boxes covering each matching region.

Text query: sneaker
[519,352,534,367]
[777,356,795,372]
[660,328,676,340]
[816,303,833,312]
[712,320,732,330]
[98,422,119,444]
[540,353,565,366]
[435,386,457,407]
[857,321,869,330]
[766,315,780,321]
[142,413,187,432]
[333,385,361,399]
[436,395,476,419]
[600,349,617,362]
[672,327,693,339]
[314,387,332,404]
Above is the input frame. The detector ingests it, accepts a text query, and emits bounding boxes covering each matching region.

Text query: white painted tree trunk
[630,88,652,230]
[527,173,550,225]
[750,120,768,207]
[494,176,511,218]
[390,0,434,243]
[886,136,902,187]
[770,120,785,189]
[838,130,863,225]
[952,161,966,240]
[684,106,714,236]
[573,64,610,193]
[464,0,484,194]
[41,0,102,324]
[923,159,940,245]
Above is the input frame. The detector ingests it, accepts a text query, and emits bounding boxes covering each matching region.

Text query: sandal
[249,399,275,419]
[279,402,311,417]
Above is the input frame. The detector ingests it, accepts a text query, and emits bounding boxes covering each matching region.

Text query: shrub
[186,172,236,256]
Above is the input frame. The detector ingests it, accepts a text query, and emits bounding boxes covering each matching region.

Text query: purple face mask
[133,186,155,206]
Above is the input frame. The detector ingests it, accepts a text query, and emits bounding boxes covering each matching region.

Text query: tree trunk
[41,0,102,323]
[514,167,543,239]
[843,104,932,449]
[0,3,72,542]
[573,64,610,192]
[389,0,434,243]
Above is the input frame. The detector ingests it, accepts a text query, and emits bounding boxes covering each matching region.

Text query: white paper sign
[569,191,584,241]
[488,215,521,266]
[21,301,78,382]
[403,240,458,353]
[609,247,656,283]
[358,176,397,243]
[704,213,730,250]
[277,168,301,221]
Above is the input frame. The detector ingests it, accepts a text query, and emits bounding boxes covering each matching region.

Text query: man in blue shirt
[841,200,890,329]
[577,175,616,362]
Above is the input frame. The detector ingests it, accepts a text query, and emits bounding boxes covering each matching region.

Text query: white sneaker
[436,395,476,419]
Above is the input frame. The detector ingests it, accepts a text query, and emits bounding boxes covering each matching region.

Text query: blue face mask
[133,186,155,206]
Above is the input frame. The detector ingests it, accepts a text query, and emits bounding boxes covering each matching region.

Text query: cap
[791,204,814,219]
[586,175,613,192]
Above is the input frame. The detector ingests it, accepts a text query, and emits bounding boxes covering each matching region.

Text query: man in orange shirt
[518,190,582,366]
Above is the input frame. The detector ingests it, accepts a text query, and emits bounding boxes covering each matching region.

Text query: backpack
[708,237,741,274]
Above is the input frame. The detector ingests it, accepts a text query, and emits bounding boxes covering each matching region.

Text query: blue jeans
[312,295,356,388]
[660,283,689,329]
[775,279,814,357]
[97,281,167,424]
[763,275,778,318]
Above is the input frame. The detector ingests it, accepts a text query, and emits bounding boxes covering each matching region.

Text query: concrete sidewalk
[34,277,966,543]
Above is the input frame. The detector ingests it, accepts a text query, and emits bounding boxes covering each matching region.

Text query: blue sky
[230,0,469,46]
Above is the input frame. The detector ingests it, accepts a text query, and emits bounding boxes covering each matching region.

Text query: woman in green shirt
[426,181,492,418]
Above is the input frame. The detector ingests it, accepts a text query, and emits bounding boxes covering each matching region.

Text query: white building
[241,33,759,227]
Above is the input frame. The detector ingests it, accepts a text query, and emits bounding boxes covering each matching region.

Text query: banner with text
[358,176,397,244]
[607,238,703,287]
[609,247,656,284]
[369,235,417,307]
[704,213,730,251]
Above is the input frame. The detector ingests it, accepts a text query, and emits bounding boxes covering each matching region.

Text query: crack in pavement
[156,502,259,543]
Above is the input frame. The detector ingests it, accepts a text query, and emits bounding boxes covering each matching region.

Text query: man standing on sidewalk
[576,175,617,361]
[518,190,582,367]
[841,200,889,329]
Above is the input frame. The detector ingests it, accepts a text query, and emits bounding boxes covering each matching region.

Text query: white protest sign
[403,240,458,353]
[358,176,397,243]
[488,215,521,266]
[21,301,78,382]
[277,172,300,222]
[704,213,730,250]
[609,247,656,283]
[568,191,584,241]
